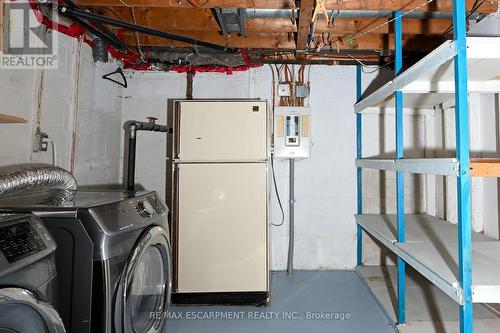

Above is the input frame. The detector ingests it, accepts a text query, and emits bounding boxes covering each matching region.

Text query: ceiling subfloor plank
[122,31,441,53]
[121,31,296,49]
[316,17,453,34]
[76,0,497,13]
[326,0,498,14]
[77,0,296,8]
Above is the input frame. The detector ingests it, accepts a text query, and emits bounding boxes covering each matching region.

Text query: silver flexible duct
[0,164,77,198]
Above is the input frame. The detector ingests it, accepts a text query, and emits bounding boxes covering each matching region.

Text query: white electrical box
[277,83,291,97]
[295,84,309,98]
[273,106,311,159]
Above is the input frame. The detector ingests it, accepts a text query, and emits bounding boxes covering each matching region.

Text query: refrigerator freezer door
[176,101,267,161]
[177,163,268,293]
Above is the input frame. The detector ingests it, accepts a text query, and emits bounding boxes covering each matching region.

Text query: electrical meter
[273,106,311,159]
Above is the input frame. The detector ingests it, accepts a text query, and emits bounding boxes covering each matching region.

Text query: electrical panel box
[273,106,311,159]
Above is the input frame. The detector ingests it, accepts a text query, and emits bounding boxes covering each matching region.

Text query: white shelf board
[355,37,500,112]
[356,158,459,176]
[356,213,500,304]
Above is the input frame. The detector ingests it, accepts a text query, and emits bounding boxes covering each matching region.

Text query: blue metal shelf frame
[394,10,406,325]
[356,64,363,267]
[355,1,472,332]
[452,0,473,332]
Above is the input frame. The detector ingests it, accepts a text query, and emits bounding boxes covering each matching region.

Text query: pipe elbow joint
[125,121,138,139]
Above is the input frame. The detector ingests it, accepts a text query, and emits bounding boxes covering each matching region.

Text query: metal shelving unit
[355,3,500,333]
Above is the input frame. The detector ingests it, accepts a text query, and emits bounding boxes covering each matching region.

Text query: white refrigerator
[168,100,269,304]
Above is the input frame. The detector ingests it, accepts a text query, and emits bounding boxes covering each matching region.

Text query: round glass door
[129,245,167,332]
[118,226,172,333]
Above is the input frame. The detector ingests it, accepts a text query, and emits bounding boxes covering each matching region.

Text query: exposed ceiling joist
[317,18,453,34]
[76,0,296,8]
[122,31,297,49]
[95,7,452,35]
[296,0,315,53]
[93,7,298,33]
[329,0,497,13]
[76,0,497,14]
[67,0,498,65]
[122,31,441,53]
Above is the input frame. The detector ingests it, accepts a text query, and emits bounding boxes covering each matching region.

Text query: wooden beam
[309,33,442,51]
[0,113,27,124]
[78,0,296,8]
[122,29,441,52]
[316,18,452,34]
[92,7,298,33]
[76,0,497,13]
[121,31,296,49]
[92,7,452,35]
[327,0,497,14]
[296,0,315,51]
[92,7,221,31]
[470,159,500,177]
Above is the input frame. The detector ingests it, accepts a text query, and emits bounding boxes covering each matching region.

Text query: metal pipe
[59,6,237,53]
[0,164,77,198]
[127,127,137,192]
[58,0,128,51]
[243,8,482,20]
[125,119,169,192]
[287,159,295,276]
[65,13,127,51]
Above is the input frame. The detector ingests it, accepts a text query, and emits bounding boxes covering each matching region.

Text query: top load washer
[0,190,172,333]
[0,213,65,333]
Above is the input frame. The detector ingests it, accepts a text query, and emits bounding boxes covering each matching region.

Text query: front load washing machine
[0,190,172,333]
[0,213,66,333]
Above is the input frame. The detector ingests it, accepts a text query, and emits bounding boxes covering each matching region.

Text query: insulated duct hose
[0,164,77,198]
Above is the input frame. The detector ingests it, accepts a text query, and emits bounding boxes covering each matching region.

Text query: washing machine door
[115,226,172,333]
[0,287,66,333]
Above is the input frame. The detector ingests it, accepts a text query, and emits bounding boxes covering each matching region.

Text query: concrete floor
[359,265,500,333]
[165,270,397,333]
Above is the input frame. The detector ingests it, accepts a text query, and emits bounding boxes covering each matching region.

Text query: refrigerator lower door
[176,163,268,293]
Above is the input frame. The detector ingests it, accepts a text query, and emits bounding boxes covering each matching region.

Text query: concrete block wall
[120,71,186,194]
[120,66,428,270]
[73,44,123,185]
[0,28,123,186]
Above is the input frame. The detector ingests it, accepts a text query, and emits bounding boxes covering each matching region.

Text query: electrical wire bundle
[268,64,312,226]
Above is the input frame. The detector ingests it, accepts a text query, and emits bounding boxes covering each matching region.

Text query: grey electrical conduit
[288,159,295,276]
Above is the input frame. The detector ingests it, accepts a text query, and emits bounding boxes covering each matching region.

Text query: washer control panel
[0,221,47,263]
[0,214,55,270]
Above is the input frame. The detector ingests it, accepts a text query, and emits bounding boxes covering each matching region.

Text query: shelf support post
[356,64,363,267]
[452,0,473,332]
[394,10,406,325]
